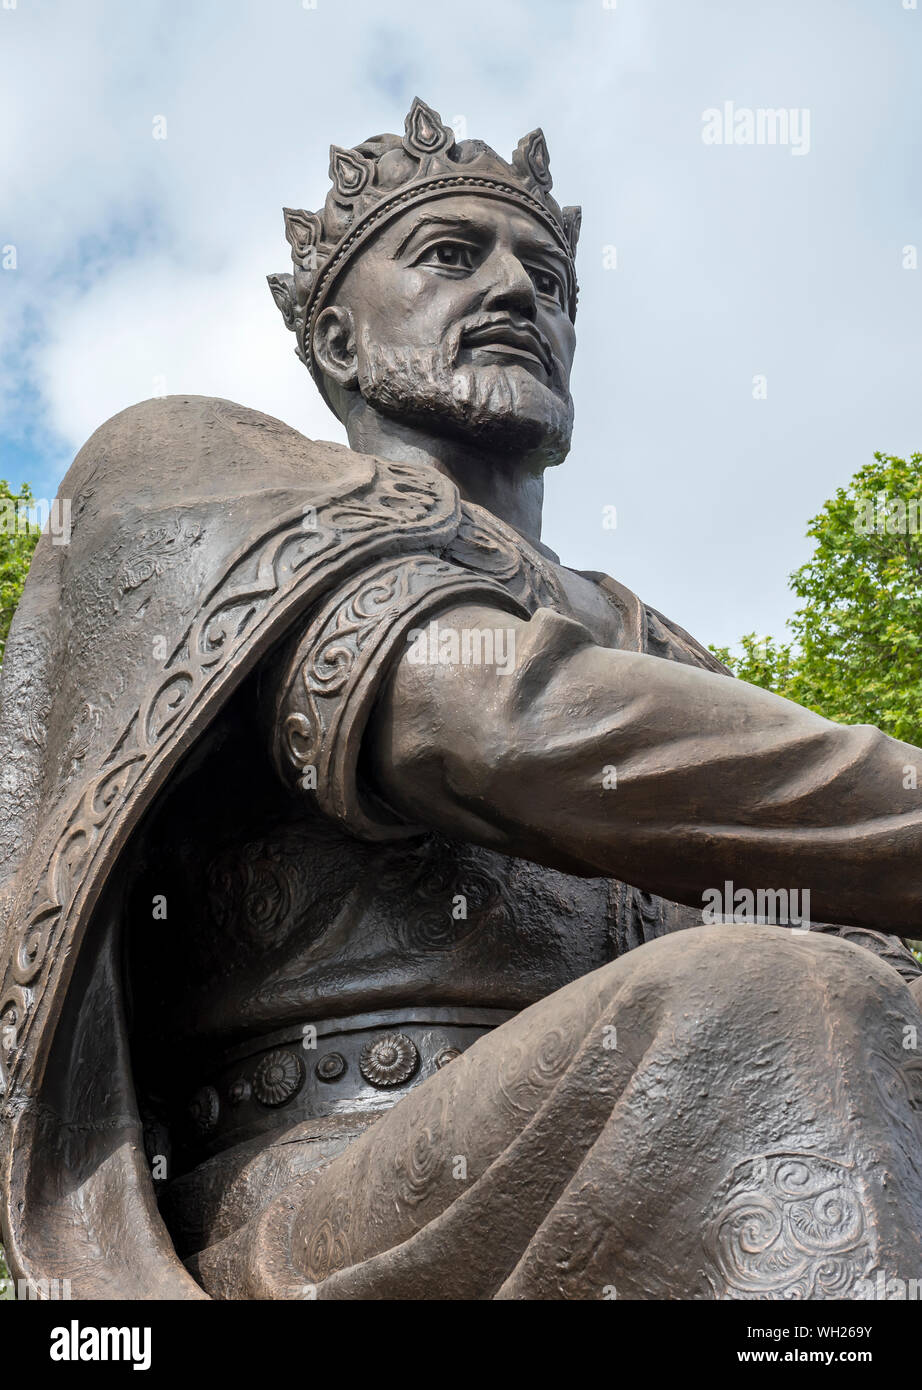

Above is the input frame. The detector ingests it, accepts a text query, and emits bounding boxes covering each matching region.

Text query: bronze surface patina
[1,99,921,1300]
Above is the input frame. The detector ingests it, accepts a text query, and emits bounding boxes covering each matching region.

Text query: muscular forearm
[366,603,922,933]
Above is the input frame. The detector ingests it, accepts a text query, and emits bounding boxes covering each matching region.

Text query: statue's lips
[460,324,552,376]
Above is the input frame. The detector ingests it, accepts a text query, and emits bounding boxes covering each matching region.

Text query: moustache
[447,315,560,383]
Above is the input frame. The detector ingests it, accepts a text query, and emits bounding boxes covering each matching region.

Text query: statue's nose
[481,250,537,320]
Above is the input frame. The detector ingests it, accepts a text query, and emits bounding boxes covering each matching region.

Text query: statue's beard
[354,320,574,466]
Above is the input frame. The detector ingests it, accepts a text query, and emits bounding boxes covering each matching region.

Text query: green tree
[712,452,922,747]
[1,481,41,665]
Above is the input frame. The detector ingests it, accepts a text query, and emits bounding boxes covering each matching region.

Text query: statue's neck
[343,402,546,551]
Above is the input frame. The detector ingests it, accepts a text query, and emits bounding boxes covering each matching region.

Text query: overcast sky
[2,0,920,649]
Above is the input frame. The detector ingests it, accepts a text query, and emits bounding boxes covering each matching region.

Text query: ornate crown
[268,97,581,404]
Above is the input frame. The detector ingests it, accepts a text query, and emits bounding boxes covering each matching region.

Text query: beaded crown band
[267,97,581,406]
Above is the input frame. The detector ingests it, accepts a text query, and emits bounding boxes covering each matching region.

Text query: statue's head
[269,99,581,467]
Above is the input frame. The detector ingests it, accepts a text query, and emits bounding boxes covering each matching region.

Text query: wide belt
[178,1006,517,1162]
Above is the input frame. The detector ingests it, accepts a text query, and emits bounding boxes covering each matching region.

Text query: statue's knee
[620,921,770,990]
[619,921,918,1025]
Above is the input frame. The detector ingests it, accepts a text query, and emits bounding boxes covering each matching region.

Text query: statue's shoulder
[61,394,367,508]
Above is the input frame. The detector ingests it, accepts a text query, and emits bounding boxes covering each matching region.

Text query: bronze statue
[1,99,921,1300]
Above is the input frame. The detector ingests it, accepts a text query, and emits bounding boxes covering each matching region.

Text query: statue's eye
[530,267,564,304]
[420,242,475,271]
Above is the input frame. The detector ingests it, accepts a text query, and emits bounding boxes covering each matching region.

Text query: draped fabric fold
[0,395,474,1295]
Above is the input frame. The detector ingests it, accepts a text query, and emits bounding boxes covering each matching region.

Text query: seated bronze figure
[1,99,920,1300]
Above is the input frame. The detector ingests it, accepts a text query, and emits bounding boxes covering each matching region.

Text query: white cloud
[37,250,342,448]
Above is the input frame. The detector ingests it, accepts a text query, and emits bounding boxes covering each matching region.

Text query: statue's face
[316,195,577,465]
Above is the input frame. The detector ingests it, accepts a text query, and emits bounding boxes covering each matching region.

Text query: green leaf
[711,453,922,748]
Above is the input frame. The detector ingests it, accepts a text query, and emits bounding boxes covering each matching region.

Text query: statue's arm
[364,601,922,935]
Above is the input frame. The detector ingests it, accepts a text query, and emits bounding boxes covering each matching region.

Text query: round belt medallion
[253,1048,305,1106]
[359,1032,419,1087]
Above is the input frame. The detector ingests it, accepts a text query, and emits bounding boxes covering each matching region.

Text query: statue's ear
[267,273,296,331]
[312,304,358,389]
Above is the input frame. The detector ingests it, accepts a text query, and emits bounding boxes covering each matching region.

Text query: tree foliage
[712,452,922,748]
[0,480,41,665]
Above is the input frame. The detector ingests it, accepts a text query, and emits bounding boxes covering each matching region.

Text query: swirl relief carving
[704,1151,875,1300]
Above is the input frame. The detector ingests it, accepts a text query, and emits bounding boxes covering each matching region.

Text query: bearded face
[313,195,577,468]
